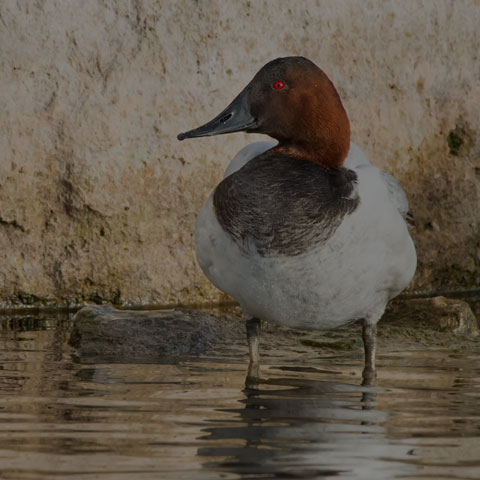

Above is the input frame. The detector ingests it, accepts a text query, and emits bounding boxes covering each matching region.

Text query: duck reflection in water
[196,367,419,479]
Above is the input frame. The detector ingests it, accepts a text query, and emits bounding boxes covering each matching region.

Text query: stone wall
[1,0,479,307]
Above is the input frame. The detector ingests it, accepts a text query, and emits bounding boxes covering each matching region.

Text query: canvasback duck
[178,57,416,378]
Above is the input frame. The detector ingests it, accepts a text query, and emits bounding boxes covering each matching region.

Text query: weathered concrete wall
[1,0,479,307]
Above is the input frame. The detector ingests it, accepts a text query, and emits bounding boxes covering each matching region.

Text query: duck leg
[246,317,261,383]
[246,317,261,363]
[362,320,377,381]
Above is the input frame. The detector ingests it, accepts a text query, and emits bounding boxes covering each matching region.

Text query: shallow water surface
[0,313,479,479]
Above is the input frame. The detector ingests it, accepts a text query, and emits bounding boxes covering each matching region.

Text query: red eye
[273,80,285,90]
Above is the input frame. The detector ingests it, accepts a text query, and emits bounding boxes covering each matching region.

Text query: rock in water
[384,296,479,337]
[69,305,241,363]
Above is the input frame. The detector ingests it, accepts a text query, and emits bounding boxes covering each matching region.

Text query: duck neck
[272,112,350,169]
[273,133,350,168]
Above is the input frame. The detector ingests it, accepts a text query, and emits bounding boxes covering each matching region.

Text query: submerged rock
[383,296,479,337]
[69,305,243,363]
[69,297,479,363]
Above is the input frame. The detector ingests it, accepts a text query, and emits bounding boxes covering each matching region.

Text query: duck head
[178,56,350,168]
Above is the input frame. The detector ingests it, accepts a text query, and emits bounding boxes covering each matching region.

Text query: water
[0,313,479,479]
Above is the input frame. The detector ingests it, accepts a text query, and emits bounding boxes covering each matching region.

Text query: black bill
[177,89,257,141]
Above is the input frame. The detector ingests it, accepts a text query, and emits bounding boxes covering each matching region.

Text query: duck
[178,56,416,378]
